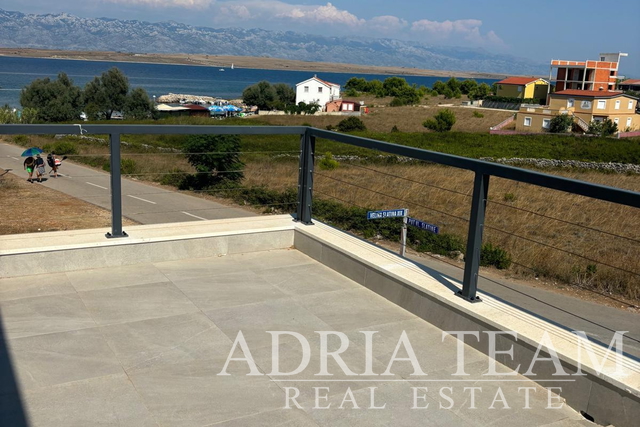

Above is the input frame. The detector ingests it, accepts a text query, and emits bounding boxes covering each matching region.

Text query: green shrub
[181,134,244,190]
[549,114,575,133]
[503,192,516,202]
[102,158,137,174]
[318,152,339,170]
[42,140,79,156]
[480,243,512,269]
[472,111,484,118]
[409,229,465,256]
[159,168,189,187]
[586,118,618,137]
[337,116,366,132]
[423,109,456,132]
[12,135,30,146]
[120,158,137,175]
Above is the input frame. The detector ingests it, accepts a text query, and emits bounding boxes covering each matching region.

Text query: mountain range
[0,8,547,75]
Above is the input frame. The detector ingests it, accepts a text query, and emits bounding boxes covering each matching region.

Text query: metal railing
[2,123,639,303]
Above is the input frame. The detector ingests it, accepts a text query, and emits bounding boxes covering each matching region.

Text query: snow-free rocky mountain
[0,9,546,75]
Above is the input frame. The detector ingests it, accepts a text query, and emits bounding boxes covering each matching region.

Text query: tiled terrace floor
[0,249,592,426]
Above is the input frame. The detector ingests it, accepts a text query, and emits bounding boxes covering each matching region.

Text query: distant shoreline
[0,48,517,80]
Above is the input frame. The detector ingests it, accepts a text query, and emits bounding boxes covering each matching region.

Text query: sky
[3,0,640,76]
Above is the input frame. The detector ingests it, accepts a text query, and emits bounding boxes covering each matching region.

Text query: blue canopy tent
[208,105,225,116]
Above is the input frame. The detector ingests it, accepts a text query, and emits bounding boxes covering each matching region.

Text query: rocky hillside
[0,8,546,75]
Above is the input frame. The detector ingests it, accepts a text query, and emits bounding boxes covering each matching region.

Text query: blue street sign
[407,217,439,234]
[367,209,408,220]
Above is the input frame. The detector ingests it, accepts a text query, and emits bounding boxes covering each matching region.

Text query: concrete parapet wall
[0,216,295,277]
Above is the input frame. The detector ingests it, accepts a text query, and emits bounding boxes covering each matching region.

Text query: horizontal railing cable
[1,184,298,201]
[126,202,297,216]
[345,162,471,197]
[346,162,640,245]
[317,171,639,280]
[486,225,640,279]
[488,199,640,245]
[509,260,638,309]
[315,171,469,223]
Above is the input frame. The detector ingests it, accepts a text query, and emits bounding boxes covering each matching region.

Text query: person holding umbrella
[23,155,36,182]
[21,147,44,182]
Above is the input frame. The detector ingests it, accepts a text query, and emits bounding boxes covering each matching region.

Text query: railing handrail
[308,128,640,209]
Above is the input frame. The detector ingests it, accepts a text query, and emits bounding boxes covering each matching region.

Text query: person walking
[47,151,59,178]
[23,155,36,182]
[34,154,46,182]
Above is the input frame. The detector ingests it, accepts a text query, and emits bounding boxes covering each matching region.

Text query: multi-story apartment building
[549,52,628,93]
[516,89,639,132]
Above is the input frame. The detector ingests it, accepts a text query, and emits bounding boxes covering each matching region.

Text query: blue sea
[0,56,498,109]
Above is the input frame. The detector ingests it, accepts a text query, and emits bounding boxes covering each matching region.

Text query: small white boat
[231,63,234,70]
[219,68,225,72]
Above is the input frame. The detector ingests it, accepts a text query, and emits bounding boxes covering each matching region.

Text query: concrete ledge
[293,221,640,427]
[0,215,295,277]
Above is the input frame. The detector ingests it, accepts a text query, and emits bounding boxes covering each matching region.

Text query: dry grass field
[242,159,640,301]
[253,94,514,133]
[0,168,138,235]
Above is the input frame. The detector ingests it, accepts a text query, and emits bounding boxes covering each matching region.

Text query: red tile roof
[552,89,626,98]
[496,77,542,86]
[620,79,640,85]
[312,76,339,87]
[182,104,210,110]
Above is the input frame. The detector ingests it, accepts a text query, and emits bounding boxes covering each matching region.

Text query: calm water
[0,56,497,109]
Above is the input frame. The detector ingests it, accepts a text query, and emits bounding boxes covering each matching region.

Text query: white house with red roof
[295,75,341,110]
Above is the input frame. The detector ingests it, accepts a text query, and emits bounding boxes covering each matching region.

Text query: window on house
[318,87,323,93]
[517,86,522,92]
[580,100,592,109]
[597,100,606,109]
[615,100,620,110]
[614,118,619,125]
[567,98,574,108]
[600,56,605,61]
[542,119,551,129]
[629,101,634,110]
[524,117,532,127]
[626,117,633,128]
[304,86,309,93]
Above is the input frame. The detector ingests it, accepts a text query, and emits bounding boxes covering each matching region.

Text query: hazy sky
[3,0,639,76]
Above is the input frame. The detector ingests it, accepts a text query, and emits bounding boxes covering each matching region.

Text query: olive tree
[83,67,129,120]
[20,72,83,122]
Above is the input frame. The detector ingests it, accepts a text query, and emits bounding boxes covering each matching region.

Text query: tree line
[344,76,493,104]
[18,68,155,122]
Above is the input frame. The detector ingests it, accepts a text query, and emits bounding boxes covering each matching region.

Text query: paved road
[0,142,254,224]
[2,141,638,359]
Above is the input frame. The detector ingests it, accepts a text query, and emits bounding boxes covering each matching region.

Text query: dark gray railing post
[105,132,128,238]
[296,129,315,225]
[459,172,490,302]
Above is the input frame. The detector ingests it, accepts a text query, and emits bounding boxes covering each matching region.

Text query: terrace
[1,124,639,426]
